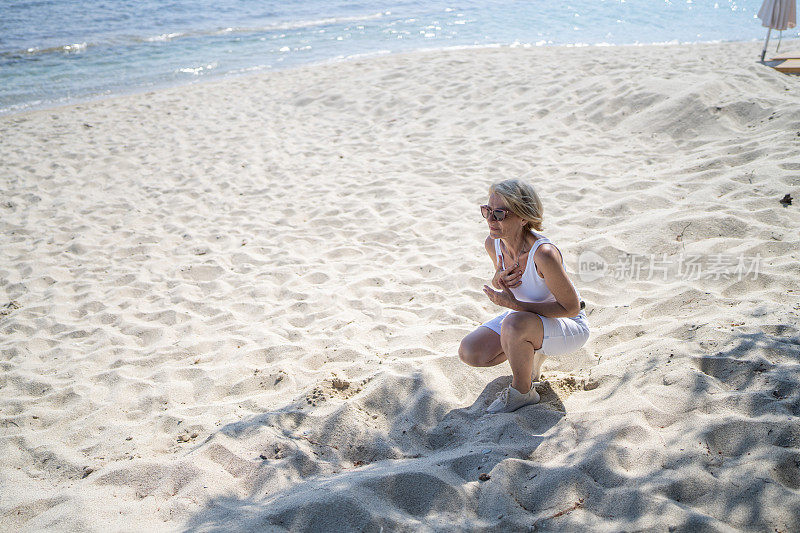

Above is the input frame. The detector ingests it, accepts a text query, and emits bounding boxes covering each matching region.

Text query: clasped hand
[492,261,523,289]
[483,263,523,310]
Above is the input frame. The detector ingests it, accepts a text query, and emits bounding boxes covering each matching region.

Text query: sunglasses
[480,205,511,222]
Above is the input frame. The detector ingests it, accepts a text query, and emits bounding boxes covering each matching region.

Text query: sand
[1,40,799,531]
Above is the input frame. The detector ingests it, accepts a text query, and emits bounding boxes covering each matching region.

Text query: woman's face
[485,192,518,239]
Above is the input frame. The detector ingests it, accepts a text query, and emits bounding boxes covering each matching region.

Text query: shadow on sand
[181,323,800,531]
[182,372,565,532]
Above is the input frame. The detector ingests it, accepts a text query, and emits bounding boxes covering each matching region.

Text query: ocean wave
[176,62,218,75]
[2,42,92,58]
[2,12,389,59]
[144,32,185,42]
[327,49,393,62]
[231,11,389,32]
[137,12,390,41]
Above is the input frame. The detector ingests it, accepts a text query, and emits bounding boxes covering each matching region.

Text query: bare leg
[532,351,548,382]
[500,312,544,394]
[459,327,506,367]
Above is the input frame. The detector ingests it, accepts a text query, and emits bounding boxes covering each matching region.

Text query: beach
[2,40,800,531]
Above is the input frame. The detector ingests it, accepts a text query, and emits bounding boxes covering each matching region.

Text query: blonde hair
[489,178,544,232]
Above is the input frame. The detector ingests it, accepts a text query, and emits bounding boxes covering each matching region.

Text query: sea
[0,0,794,116]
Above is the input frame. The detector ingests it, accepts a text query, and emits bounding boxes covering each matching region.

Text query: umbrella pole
[761,28,772,62]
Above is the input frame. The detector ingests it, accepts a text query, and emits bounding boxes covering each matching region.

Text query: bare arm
[508,299,576,318]
[484,236,503,289]
[483,244,581,318]
[519,245,581,317]
[484,235,498,270]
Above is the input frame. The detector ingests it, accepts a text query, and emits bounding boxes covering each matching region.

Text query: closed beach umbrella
[759,0,797,61]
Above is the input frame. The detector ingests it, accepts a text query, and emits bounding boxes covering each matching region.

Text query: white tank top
[494,233,583,312]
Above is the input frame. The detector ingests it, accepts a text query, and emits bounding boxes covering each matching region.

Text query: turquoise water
[0,0,791,115]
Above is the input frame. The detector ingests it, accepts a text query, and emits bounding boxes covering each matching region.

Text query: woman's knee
[500,312,543,347]
[459,335,497,366]
[501,312,535,336]
[460,327,503,366]
[458,339,478,365]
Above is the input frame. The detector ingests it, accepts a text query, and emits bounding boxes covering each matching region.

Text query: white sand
[1,40,800,531]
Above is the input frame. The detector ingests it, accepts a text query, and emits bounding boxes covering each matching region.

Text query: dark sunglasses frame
[481,205,511,222]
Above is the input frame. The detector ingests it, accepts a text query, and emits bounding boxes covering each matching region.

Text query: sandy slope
[1,40,799,531]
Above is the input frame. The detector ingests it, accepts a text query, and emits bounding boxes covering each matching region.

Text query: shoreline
[1,37,785,119]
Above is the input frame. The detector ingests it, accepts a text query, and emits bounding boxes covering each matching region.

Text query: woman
[459,179,590,413]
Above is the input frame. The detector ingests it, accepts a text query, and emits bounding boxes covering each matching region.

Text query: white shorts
[480,311,590,357]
